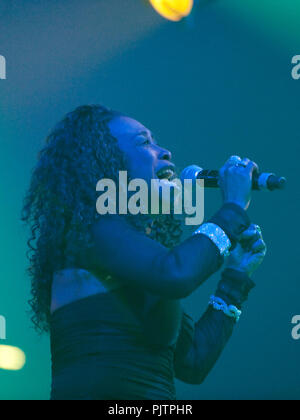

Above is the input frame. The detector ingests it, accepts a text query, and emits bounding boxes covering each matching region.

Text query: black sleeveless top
[50,286,194,400]
[50,204,252,400]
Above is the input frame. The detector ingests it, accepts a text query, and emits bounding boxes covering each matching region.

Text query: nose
[158,146,172,162]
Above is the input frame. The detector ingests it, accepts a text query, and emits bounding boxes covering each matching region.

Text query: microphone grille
[180,165,203,182]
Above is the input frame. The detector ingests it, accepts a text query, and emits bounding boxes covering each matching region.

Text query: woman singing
[22,105,267,400]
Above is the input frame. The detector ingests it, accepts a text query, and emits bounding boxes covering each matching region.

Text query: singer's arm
[174,269,255,385]
[80,203,250,299]
[174,225,266,385]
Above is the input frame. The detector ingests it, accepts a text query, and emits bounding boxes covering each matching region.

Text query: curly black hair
[21,105,183,333]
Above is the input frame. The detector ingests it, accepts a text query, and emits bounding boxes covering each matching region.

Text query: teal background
[0,0,299,400]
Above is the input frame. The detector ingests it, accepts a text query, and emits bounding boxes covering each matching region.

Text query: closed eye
[142,138,151,145]
[135,131,158,146]
[137,136,155,146]
[145,137,159,146]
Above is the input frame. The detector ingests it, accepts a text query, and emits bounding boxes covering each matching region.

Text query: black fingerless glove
[210,202,251,249]
[215,268,256,309]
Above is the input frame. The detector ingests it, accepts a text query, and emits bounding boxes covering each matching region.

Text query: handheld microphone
[180,165,287,191]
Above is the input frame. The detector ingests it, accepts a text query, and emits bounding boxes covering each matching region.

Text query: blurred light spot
[0,345,26,371]
[149,0,194,21]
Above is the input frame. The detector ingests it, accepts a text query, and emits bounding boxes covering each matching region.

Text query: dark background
[0,0,299,399]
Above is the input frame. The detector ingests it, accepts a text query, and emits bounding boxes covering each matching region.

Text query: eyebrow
[131,131,157,144]
[137,130,155,138]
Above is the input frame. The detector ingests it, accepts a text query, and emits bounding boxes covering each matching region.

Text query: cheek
[129,150,156,179]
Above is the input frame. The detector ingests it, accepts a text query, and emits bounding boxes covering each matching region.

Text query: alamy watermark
[96,171,205,226]
[292,55,300,80]
[0,315,6,340]
[291,315,300,340]
[0,55,6,80]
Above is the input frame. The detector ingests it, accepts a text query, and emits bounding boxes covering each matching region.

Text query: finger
[251,239,267,255]
[242,232,261,247]
[241,223,262,236]
[253,224,262,235]
[245,160,259,175]
[241,158,250,165]
[240,224,261,240]
[220,156,242,174]
[238,158,250,168]
[240,224,263,250]
[227,155,242,165]
[241,233,261,251]
[240,223,256,237]
[234,160,259,176]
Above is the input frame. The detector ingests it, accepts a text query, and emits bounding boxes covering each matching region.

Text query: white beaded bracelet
[209,295,242,323]
[193,223,231,257]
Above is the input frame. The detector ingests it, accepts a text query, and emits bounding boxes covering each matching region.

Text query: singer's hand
[226,224,267,277]
[219,155,259,210]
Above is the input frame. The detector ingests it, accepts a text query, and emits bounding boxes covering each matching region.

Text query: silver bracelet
[193,223,231,257]
[209,295,242,323]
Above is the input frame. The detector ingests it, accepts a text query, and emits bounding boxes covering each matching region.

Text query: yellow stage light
[149,0,194,22]
[0,345,26,371]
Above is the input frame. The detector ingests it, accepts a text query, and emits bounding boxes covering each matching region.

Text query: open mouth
[156,166,175,181]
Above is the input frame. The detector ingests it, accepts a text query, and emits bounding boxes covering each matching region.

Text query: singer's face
[108,116,175,184]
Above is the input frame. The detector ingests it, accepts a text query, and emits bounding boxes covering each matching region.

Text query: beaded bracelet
[209,295,242,323]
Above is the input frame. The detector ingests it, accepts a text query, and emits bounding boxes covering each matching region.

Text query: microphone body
[180,165,286,191]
